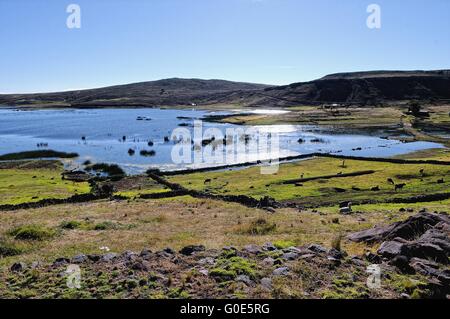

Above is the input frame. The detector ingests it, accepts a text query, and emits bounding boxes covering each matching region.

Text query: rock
[198,257,215,265]
[31,261,41,269]
[416,227,450,253]
[236,275,253,286]
[131,261,148,271]
[198,269,209,276]
[260,277,272,290]
[179,245,205,256]
[163,247,176,255]
[283,246,308,254]
[52,257,70,267]
[364,252,382,264]
[401,242,448,264]
[139,248,152,257]
[348,212,450,243]
[389,255,414,274]
[350,256,366,266]
[121,250,138,260]
[327,256,341,265]
[10,262,26,272]
[258,196,278,208]
[307,244,327,254]
[262,242,277,251]
[282,252,299,261]
[101,253,118,262]
[377,240,404,258]
[262,257,275,266]
[87,254,101,262]
[328,248,346,260]
[409,258,450,284]
[243,244,262,255]
[71,254,88,264]
[273,267,289,276]
[298,253,316,260]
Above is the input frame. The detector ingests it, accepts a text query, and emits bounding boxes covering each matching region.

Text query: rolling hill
[1,70,449,108]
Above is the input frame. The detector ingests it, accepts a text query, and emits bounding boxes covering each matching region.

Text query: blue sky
[1,0,449,93]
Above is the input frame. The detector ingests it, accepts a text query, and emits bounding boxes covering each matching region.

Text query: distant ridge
[0,78,271,108]
[247,69,450,107]
[1,70,449,108]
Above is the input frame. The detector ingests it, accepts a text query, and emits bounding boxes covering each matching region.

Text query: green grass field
[0,161,90,205]
[168,154,450,206]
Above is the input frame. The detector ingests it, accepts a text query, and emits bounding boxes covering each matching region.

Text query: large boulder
[348,212,449,243]
[378,240,405,258]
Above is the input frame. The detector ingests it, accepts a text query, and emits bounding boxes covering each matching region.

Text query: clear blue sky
[1,0,449,93]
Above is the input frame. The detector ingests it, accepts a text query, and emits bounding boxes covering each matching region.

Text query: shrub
[9,225,56,241]
[60,220,82,230]
[331,233,343,251]
[94,221,117,231]
[244,218,276,235]
[0,240,24,257]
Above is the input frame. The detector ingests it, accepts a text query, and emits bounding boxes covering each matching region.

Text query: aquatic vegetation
[0,150,78,161]
[140,150,156,157]
[85,163,126,179]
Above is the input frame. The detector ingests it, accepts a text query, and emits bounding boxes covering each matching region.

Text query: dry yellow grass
[2,193,449,268]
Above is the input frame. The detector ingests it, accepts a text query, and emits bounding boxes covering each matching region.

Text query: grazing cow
[387,178,395,185]
[419,168,425,176]
[204,179,212,184]
[371,186,380,191]
[395,183,406,191]
[437,178,444,184]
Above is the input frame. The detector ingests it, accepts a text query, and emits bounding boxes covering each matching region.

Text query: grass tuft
[8,225,56,241]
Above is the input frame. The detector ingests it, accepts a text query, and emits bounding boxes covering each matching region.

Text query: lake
[0,108,443,174]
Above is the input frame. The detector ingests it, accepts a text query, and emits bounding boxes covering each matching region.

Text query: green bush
[60,220,82,230]
[0,240,24,256]
[94,221,117,231]
[9,225,56,241]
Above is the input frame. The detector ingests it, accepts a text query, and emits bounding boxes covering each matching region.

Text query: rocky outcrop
[347,212,449,243]
[348,212,450,289]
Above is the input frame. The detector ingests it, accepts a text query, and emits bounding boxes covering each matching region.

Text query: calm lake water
[0,108,444,174]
